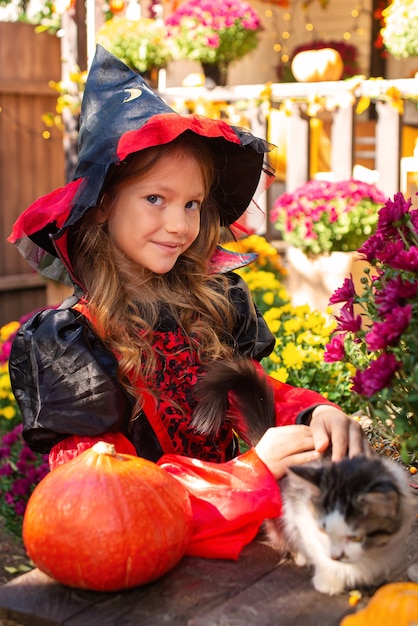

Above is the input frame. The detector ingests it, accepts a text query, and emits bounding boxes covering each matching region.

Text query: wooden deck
[0,488,417,626]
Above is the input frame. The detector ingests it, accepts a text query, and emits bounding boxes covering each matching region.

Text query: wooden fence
[0,22,65,327]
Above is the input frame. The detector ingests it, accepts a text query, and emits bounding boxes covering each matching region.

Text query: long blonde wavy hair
[69,133,239,410]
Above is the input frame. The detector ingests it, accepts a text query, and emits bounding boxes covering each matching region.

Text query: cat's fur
[192,358,414,595]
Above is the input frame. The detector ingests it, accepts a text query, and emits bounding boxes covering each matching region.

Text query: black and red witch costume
[8,46,337,560]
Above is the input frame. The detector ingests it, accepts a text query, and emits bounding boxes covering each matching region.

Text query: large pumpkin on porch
[291,48,344,82]
[22,442,193,591]
[340,582,418,626]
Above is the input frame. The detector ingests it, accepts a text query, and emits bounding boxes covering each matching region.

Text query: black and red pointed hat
[9,45,274,284]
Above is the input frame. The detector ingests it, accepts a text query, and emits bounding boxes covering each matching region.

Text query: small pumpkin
[291,48,344,82]
[108,0,125,13]
[22,442,193,591]
[340,582,418,626]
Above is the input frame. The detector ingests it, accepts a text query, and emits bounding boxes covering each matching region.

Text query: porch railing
[160,77,418,199]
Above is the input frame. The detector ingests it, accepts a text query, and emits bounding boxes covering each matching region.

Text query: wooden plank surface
[0,541,280,626]
[0,492,417,626]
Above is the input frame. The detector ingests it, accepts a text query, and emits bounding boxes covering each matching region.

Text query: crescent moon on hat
[123,88,143,102]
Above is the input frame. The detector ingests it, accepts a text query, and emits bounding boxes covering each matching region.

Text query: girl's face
[100,150,205,274]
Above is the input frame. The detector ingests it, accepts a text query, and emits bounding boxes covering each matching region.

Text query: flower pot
[201,62,228,87]
[284,247,368,315]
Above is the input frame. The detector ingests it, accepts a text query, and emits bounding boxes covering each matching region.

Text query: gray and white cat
[192,358,414,595]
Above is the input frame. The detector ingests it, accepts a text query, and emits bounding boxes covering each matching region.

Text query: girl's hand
[254,407,373,479]
[255,424,320,480]
[309,405,373,461]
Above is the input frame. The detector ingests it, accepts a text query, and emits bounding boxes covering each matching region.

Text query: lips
[154,241,184,250]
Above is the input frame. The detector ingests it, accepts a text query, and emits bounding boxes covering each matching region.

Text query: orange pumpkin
[340,582,418,626]
[291,48,344,82]
[23,441,193,591]
[109,0,125,13]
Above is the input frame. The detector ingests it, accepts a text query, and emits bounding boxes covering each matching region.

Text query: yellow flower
[283,318,303,335]
[277,286,290,301]
[282,343,304,369]
[297,331,325,348]
[385,86,404,115]
[0,369,11,386]
[242,270,282,293]
[264,307,284,322]
[268,351,281,364]
[262,292,275,306]
[270,368,288,383]
[274,336,283,349]
[0,321,19,342]
[1,405,16,420]
[292,304,312,318]
[266,319,281,334]
[263,309,282,333]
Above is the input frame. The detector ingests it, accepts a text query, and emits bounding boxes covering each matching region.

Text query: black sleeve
[8,307,134,454]
[227,272,275,361]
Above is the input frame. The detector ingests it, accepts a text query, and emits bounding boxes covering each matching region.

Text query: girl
[8,46,369,560]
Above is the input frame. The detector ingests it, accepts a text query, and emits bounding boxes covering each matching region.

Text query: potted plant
[96,16,173,84]
[381,0,418,59]
[270,178,386,313]
[165,0,262,86]
[324,192,418,460]
[271,178,386,258]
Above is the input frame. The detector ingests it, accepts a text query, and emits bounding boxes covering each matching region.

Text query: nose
[330,549,345,561]
[165,205,188,236]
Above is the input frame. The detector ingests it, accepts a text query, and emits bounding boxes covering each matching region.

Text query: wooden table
[0,497,417,626]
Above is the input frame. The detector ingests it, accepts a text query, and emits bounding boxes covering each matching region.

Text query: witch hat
[9,45,274,284]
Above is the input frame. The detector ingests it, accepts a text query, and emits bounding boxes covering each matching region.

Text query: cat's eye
[348,535,363,543]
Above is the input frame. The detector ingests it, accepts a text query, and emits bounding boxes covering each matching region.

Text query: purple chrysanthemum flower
[329,275,356,305]
[13,501,27,516]
[375,276,418,315]
[365,304,412,351]
[389,246,418,273]
[374,239,405,264]
[351,353,401,398]
[376,192,412,237]
[324,333,346,363]
[11,477,32,497]
[358,232,385,263]
[2,425,23,447]
[334,302,362,333]
[0,464,13,477]
[4,492,14,505]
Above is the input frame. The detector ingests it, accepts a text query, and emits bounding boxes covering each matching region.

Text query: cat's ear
[286,464,323,497]
[357,491,399,517]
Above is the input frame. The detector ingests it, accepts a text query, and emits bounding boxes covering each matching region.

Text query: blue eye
[147,195,161,205]
[186,200,201,210]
